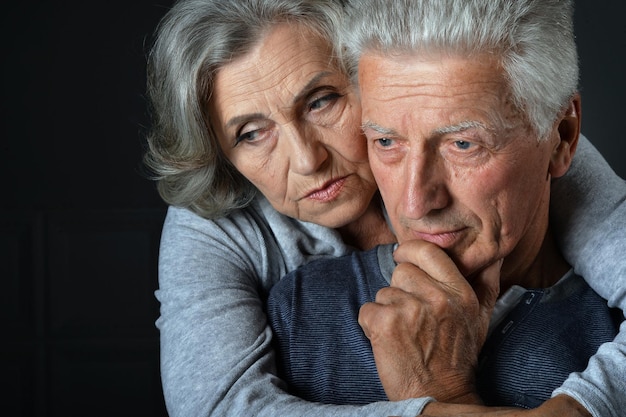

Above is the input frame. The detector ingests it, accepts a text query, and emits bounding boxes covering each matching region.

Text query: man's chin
[445,251,490,282]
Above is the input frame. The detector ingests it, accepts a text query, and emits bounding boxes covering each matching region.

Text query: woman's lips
[305,177,347,202]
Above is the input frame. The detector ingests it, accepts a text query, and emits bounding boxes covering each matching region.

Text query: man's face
[359,52,562,279]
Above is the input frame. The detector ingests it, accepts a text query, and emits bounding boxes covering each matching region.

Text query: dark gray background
[1,1,624,214]
[1,1,623,416]
[574,1,626,177]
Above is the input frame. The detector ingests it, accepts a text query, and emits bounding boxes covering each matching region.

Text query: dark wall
[2,0,624,214]
[2,2,169,211]
[574,1,626,177]
[1,2,172,416]
[1,1,624,416]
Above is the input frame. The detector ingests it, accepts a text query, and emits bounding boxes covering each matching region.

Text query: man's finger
[393,240,471,295]
[472,258,503,335]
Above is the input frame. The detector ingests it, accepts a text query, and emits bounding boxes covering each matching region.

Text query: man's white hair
[342,0,579,141]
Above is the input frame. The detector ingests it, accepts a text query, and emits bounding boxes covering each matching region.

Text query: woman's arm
[157,133,625,417]
[552,134,626,303]
[552,319,626,417]
[550,134,626,416]
[156,205,433,417]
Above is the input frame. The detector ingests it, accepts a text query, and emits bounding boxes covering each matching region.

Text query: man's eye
[308,92,342,112]
[377,138,394,147]
[454,140,472,150]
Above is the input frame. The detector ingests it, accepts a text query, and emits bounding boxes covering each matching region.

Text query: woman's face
[210,24,377,228]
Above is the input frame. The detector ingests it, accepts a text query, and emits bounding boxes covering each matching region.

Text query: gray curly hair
[144,0,345,218]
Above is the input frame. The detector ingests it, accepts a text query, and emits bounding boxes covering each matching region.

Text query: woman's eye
[233,119,274,148]
[234,121,272,146]
[308,92,342,112]
[234,129,260,146]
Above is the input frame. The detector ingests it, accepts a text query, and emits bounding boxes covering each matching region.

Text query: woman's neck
[337,194,397,251]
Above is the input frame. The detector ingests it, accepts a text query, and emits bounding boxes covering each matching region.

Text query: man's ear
[549,93,581,179]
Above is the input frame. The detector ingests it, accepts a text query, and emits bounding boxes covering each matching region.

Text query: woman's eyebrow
[291,71,333,105]
[226,113,266,129]
[225,71,334,129]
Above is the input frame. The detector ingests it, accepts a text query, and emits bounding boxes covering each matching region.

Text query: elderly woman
[144,0,626,416]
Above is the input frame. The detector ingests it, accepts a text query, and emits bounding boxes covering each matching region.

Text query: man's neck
[500,225,571,294]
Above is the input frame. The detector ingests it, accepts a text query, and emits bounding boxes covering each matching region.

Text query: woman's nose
[285,124,329,176]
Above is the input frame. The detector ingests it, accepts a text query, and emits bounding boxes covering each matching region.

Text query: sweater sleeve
[155,206,432,417]
[552,320,626,417]
[550,134,626,417]
[551,134,626,303]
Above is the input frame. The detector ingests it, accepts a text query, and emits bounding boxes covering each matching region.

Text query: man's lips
[303,177,347,202]
[412,229,465,248]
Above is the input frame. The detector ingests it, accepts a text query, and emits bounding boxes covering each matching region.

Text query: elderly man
[267,0,625,416]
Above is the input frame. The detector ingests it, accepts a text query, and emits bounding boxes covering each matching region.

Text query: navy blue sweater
[266,244,620,408]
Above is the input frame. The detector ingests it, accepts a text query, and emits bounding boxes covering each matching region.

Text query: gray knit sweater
[155,135,626,417]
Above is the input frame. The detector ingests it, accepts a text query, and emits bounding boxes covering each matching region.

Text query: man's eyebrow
[225,71,333,129]
[361,121,398,136]
[432,120,487,135]
[361,120,488,138]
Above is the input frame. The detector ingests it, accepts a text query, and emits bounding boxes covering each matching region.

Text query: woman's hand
[420,394,592,416]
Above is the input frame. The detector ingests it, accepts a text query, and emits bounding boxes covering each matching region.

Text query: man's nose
[284,123,329,176]
[402,150,450,219]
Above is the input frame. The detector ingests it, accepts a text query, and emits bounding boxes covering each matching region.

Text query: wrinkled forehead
[209,24,352,139]
[358,51,522,129]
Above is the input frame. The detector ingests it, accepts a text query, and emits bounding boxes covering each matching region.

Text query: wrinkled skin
[357,50,583,415]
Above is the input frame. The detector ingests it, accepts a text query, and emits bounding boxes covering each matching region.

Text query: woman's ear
[549,93,581,179]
